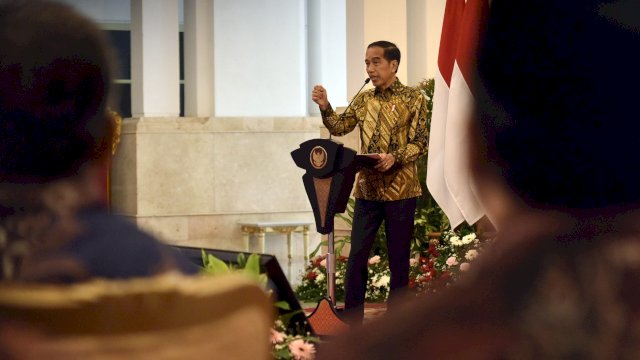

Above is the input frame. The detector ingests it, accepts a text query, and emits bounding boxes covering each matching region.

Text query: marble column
[425,0,446,80]
[407,0,448,83]
[407,0,428,84]
[307,0,348,115]
[346,0,409,92]
[345,0,366,96]
[130,0,180,117]
[184,0,214,117]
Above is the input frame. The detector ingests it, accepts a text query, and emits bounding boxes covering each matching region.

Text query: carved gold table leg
[303,225,310,261]
[287,232,293,280]
[257,230,266,254]
[240,228,251,252]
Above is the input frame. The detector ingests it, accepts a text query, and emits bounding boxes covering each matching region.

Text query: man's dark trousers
[343,197,417,324]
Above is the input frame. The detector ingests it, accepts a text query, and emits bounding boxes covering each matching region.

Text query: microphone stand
[324,77,370,302]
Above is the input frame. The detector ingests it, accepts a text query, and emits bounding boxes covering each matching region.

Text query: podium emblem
[310,146,328,169]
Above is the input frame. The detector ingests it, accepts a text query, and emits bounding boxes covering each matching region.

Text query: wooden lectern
[292,138,367,336]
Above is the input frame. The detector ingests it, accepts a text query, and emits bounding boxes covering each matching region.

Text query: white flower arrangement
[449,235,462,246]
[373,274,390,288]
[462,233,477,244]
[465,249,478,261]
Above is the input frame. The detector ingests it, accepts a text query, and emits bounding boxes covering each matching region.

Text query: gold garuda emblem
[310,146,327,169]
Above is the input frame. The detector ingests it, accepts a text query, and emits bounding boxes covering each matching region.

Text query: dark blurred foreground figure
[319,1,640,358]
[0,0,196,282]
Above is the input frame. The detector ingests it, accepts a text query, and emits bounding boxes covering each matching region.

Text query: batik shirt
[0,178,198,282]
[321,78,429,201]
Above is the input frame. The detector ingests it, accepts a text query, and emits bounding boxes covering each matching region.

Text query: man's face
[365,46,397,89]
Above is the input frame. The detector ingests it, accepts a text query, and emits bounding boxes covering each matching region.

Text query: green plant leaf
[259,273,268,286]
[201,249,208,267]
[336,212,353,226]
[309,240,328,258]
[274,347,292,359]
[237,252,247,268]
[279,309,303,326]
[274,300,291,311]
[242,253,263,284]
[203,254,230,275]
[335,239,346,256]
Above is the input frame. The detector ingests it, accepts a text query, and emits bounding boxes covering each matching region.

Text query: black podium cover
[292,138,362,334]
[291,139,358,235]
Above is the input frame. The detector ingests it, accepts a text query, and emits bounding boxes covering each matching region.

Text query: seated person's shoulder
[29,208,199,283]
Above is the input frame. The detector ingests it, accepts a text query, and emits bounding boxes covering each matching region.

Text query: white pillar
[184,0,214,117]
[346,0,366,97]
[425,0,446,80]
[346,0,408,93]
[364,0,408,84]
[407,0,428,85]
[131,0,180,117]
[213,1,307,117]
[307,0,348,115]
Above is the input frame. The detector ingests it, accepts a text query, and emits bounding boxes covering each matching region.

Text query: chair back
[0,272,272,359]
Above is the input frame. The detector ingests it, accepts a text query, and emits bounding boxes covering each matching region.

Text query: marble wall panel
[135,215,189,244]
[210,131,317,214]
[110,116,345,286]
[111,132,137,215]
[136,131,216,215]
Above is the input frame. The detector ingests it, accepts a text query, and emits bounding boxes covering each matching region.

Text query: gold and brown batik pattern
[321,79,429,201]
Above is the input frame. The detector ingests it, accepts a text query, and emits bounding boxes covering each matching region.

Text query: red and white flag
[443,0,489,225]
[426,0,466,229]
[427,0,490,228]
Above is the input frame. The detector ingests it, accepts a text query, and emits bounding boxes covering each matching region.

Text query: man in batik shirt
[311,40,428,324]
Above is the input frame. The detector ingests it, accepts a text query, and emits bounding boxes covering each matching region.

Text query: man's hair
[367,41,400,73]
[476,0,640,209]
[0,0,115,183]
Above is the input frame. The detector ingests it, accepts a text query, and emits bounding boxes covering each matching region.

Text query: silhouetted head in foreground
[474,0,640,212]
[0,1,199,283]
[0,0,115,183]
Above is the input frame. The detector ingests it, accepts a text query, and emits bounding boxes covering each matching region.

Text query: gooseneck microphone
[329,78,370,140]
[341,78,371,117]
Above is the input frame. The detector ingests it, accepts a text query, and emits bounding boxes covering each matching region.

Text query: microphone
[330,78,370,140]
[341,78,371,116]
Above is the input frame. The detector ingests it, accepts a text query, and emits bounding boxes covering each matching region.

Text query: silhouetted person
[0,0,196,283]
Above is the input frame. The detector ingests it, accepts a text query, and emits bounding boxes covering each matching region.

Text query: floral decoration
[296,254,347,303]
[296,229,487,303]
[295,253,391,303]
[271,318,318,360]
[408,230,485,294]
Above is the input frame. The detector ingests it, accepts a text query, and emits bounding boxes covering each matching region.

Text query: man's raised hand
[311,85,329,111]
